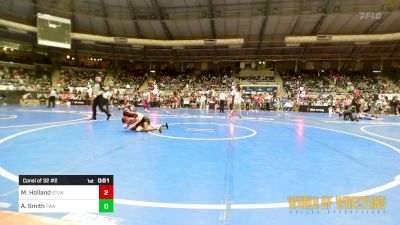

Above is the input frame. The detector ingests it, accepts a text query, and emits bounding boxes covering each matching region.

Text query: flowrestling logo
[359,12,382,20]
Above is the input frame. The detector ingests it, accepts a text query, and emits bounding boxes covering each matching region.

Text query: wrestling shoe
[158,126,164,133]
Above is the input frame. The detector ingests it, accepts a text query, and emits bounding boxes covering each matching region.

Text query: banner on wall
[241,85,278,94]
[378,93,400,100]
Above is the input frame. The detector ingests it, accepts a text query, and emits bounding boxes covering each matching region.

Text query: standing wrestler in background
[142,90,150,112]
[228,84,243,119]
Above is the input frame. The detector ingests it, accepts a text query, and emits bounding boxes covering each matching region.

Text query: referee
[91,75,112,120]
[48,89,57,109]
[218,91,227,113]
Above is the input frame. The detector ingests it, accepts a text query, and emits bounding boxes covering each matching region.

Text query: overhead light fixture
[72,57,75,60]
[66,55,70,59]
[3,47,7,51]
[372,70,381,73]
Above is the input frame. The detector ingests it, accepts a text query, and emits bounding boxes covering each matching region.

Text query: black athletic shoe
[165,123,169,129]
[89,117,96,120]
[106,113,112,120]
[158,126,163,133]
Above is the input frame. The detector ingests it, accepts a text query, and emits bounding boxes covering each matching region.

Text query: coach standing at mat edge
[91,75,112,120]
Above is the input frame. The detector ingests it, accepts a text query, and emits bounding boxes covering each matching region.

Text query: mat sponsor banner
[299,105,329,113]
[69,100,90,105]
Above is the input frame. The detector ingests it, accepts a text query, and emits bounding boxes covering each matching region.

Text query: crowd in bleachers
[109,69,148,90]
[282,71,397,101]
[58,69,103,89]
[154,70,233,91]
[1,61,399,115]
[0,65,51,92]
[55,68,148,102]
[280,70,400,115]
[134,69,400,115]
[111,68,398,115]
[145,68,235,110]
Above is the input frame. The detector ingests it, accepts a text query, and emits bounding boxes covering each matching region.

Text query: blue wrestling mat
[1,105,400,225]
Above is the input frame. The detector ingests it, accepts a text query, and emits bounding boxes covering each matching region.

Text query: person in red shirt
[354,89,361,98]
[253,95,260,111]
[343,96,352,108]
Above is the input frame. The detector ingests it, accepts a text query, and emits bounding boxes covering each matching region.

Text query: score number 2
[99,185,114,199]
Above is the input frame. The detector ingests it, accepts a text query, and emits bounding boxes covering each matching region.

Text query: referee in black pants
[91,76,112,120]
[219,92,227,113]
[48,89,57,109]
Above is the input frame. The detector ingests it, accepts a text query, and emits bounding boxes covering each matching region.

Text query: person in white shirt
[183,97,190,108]
[219,92,227,113]
[228,85,243,119]
[22,92,32,104]
[284,100,292,112]
[142,90,150,112]
[48,89,57,109]
[199,95,207,109]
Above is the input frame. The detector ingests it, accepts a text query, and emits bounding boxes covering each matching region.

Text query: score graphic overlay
[19,175,113,213]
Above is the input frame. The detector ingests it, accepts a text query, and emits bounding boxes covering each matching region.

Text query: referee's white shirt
[219,92,227,101]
